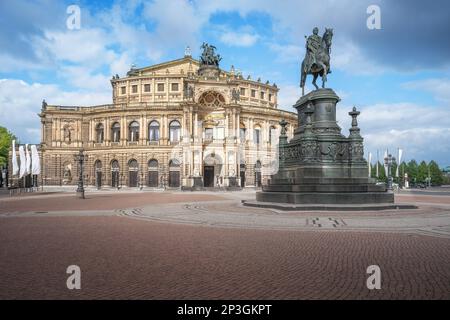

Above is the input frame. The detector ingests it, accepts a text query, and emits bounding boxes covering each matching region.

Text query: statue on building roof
[200,42,222,67]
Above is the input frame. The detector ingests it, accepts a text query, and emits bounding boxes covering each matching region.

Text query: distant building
[17,49,297,189]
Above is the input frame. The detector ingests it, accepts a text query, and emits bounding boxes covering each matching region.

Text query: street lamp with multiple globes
[74,148,87,199]
[384,153,396,191]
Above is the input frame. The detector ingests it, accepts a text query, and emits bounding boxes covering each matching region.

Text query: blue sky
[0,0,449,166]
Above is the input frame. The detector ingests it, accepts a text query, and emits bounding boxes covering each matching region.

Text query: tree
[0,126,17,167]
[429,160,444,185]
[406,160,418,184]
[417,161,428,183]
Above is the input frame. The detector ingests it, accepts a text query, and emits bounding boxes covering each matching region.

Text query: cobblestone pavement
[0,190,449,299]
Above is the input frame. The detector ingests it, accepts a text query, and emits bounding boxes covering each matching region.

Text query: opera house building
[36,46,297,189]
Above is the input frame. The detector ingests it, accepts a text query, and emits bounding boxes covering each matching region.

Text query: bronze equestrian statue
[300,27,333,96]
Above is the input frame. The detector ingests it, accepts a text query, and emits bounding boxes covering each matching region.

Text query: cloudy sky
[0,0,449,166]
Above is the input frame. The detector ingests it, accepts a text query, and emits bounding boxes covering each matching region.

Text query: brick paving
[0,192,225,214]
[0,215,449,300]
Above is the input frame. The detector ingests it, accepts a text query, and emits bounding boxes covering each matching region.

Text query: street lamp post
[384,153,396,191]
[74,148,87,199]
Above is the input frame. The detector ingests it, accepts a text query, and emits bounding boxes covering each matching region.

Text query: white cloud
[32,29,116,67]
[336,102,450,165]
[402,78,450,103]
[219,31,259,47]
[268,43,302,63]
[0,79,110,144]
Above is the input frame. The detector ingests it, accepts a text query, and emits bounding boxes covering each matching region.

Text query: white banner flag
[11,140,19,176]
[383,149,388,176]
[19,145,26,178]
[368,152,372,177]
[376,150,379,178]
[396,148,403,177]
[31,145,41,175]
[25,144,31,175]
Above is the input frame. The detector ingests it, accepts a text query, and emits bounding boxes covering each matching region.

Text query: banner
[368,152,372,177]
[12,140,19,175]
[19,145,26,178]
[383,149,388,176]
[376,150,379,178]
[31,145,41,175]
[25,144,31,175]
[396,148,403,177]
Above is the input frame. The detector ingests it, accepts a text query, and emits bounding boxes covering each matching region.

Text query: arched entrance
[240,163,246,187]
[148,159,158,187]
[203,153,222,187]
[111,160,119,187]
[169,159,180,188]
[128,159,139,187]
[255,160,262,187]
[94,160,102,188]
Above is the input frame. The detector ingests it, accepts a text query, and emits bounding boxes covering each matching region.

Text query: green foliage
[0,126,17,167]
[429,160,444,185]
[417,161,428,183]
[406,160,418,183]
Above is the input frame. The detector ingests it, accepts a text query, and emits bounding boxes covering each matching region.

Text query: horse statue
[300,28,333,96]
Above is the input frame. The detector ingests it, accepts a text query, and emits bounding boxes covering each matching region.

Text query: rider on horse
[304,27,322,74]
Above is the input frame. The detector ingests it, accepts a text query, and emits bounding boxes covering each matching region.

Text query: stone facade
[33,55,297,189]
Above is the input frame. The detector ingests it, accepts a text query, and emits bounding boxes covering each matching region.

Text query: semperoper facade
[38,44,297,189]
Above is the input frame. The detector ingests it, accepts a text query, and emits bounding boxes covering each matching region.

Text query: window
[157,83,164,92]
[269,93,272,101]
[121,86,126,94]
[254,128,261,145]
[251,89,256,98]
[169,120,181,143]
[240,88,246,96]
[171,83,179,91]
[144,84,151,92]
[128,121,139,142]
[111,122,120,142]
[240,128,246,142]
[96,123,104,143]
[204,128,213,140]
[269,126,276,144]
[148,121,160,141]
[132,85,138,93]
[260,91,265,99]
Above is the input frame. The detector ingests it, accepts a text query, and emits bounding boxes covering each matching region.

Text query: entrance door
[96,171,102,188]
[112,171,118,187]
[148,171,158,187]
[240,164,246,187]
[129,171,138,187]
[203,166,215,187]
[169,171,180,187]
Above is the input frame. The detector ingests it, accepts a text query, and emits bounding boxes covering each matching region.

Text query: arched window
[128,159,139,187]
[96,123,104,143]
[255,160,262,187]
[129,121,139,142]
[168,159,180,187]
[253,126,261,145]
[239,123,246,142]
[148,159,158,168]
[111,122,120,143]
[269,126,276,144]
[94,160,102,188]
[110,160,120,187]
[148,121,160,141]
[169,120,181,143]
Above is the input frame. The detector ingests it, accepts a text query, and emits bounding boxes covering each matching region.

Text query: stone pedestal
[255,88,395,206]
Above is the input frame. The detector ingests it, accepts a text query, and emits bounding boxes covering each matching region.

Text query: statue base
[252,88,405,208]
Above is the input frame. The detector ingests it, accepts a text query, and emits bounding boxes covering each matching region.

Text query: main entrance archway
[203,153,222,187]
